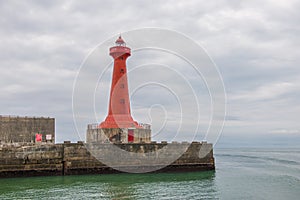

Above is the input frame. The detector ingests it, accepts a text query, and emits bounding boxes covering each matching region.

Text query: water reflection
[97,171,217,199]
[0,171,217,199]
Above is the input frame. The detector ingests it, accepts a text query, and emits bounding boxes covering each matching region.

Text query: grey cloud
[0,0,299,144]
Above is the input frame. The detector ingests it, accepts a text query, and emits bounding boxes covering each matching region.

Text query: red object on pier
[99,36,141,129]
[35,133,42,142]
[128,129,134,142]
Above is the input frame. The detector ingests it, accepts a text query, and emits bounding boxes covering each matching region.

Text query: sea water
[0,148,299,199]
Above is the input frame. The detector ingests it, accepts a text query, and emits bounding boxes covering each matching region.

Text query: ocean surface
[0,148,299,199]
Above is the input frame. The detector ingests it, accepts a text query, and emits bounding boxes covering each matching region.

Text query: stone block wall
[86,126,151,143]
[0,143,63,177]
[0,141,214,178]
[0,116,55,143]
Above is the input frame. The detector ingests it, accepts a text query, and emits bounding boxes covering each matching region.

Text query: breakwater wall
[0,116,55,143]
[0,141,214,178]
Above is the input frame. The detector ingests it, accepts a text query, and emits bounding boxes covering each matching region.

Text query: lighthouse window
[120,57,124,60]
[120,84,125,88]
[120,69,124,73]
[120,99,125,104]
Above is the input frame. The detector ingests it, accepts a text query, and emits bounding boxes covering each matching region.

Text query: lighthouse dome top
[110,36,131,58]
[115,36,126,46]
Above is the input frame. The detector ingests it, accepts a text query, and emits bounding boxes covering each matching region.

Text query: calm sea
[0,148,299,199]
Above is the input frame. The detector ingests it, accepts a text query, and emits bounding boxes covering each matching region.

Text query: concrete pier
[0,141,214,178]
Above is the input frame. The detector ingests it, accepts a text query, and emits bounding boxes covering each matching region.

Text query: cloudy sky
[0,0,299,147]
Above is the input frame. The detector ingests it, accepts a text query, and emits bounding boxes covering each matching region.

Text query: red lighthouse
[99,36,140,129]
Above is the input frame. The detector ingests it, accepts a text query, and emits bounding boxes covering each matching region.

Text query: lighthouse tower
[99,36,140,129]
[86,36,151,143]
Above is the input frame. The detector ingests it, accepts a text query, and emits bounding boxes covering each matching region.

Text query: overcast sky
[0,0,299,147]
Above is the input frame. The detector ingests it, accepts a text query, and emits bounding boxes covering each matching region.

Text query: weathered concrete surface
[0,116,55,143]
[86,126,151,143]
[0,142,214,178]
[0,143,63,177]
